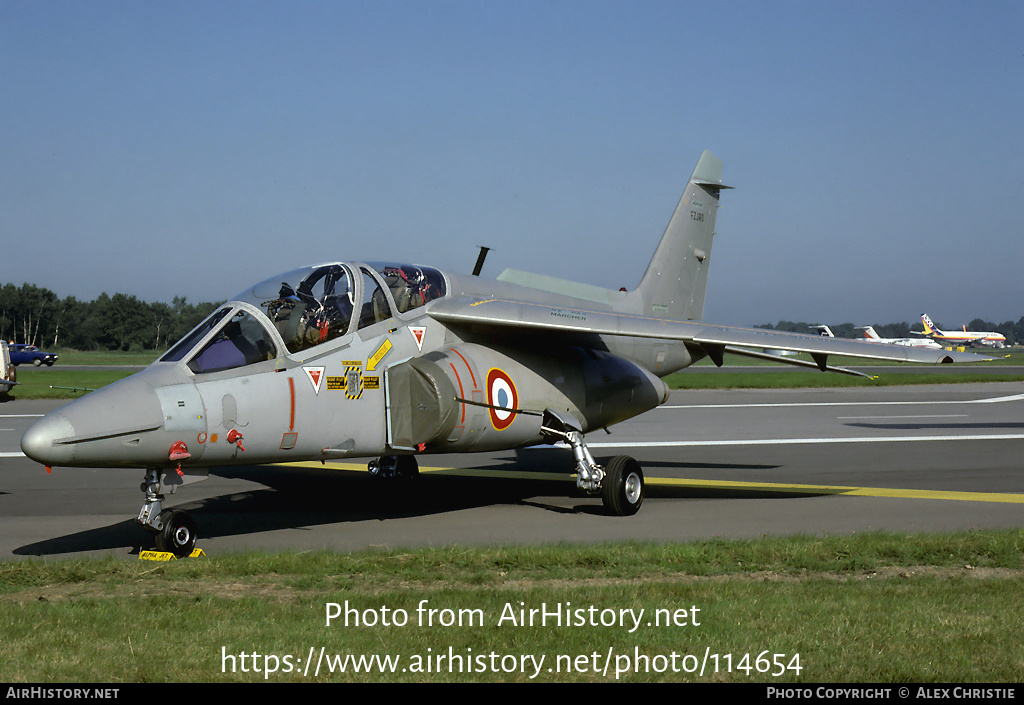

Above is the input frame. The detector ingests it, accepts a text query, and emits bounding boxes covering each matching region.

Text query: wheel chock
[139,548,206,561]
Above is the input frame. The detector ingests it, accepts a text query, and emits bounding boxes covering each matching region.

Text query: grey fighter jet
[21,151,988,556]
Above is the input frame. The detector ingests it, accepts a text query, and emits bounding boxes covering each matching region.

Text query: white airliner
[917,314,1006,348]
[860,326,943,349]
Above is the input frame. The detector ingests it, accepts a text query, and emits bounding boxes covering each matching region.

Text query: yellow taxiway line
[270,460,1024,505]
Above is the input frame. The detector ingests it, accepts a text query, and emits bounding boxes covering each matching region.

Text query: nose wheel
[154,509,198,557]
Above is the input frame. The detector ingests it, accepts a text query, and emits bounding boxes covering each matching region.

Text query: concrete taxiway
[1,382,1022,559]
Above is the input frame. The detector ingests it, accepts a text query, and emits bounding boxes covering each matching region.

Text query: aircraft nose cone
[21,412,76,466]
[19,366,181,468]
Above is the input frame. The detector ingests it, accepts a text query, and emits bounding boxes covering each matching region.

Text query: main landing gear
[541,409,644,516]
[368,455,419,481]
[366,410,644,516]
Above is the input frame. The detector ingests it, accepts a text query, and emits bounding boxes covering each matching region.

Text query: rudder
[633,150,730,321]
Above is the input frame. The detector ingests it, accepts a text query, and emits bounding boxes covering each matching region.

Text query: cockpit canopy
[159,262,446,373]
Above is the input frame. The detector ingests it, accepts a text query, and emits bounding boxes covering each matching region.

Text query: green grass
[2,349,159,399]
[664,370,1024,389]
[2,532,1023,682]
[49,348,162,366]
[6,349,1023,399]
[4,369,132,398]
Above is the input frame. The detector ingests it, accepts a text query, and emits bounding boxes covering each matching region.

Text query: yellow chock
[139,548,205,561]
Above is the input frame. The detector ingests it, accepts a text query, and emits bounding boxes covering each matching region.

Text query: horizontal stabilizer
[496,268,617,304]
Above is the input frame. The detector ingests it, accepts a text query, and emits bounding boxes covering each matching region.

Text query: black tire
[155,509,198,558]
[32,358,42,366]
[601,455,644,516]
[370,455,419,481]
[395,455,419,481]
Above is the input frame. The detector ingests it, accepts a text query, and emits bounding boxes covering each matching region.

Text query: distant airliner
[860,326,942,349]
[917,314,1006,348]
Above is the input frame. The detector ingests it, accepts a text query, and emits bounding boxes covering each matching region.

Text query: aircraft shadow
[14,519,143,557]
[466,447,779,474]
[13,450,814,557]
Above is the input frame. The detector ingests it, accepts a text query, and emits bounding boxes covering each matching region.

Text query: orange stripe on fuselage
[451,347,477,388]
[449,363,466,423]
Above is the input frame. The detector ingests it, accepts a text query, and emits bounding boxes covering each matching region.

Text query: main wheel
[601,455,644,516]
[155,509,198,558]
[369,455,419,481]
[394,455,419,481]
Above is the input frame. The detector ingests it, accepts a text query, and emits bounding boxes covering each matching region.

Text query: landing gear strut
[540,409,644,516]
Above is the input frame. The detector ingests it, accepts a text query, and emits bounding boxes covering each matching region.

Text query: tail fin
[633,150,731,321]
[861,326,880,339]
[921,314,938,336]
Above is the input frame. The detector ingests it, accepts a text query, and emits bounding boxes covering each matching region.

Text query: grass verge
[2,531,1023,682]
[6,354,1024,399]
[664,370,1024,389]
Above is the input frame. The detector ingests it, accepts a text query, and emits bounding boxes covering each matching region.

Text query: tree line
[3,280,1021,352]
[1,282,220,352]
[759,319,1024,346]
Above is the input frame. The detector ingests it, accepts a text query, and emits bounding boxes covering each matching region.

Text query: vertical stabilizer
[633,151,730,321]
[921,314,939,336]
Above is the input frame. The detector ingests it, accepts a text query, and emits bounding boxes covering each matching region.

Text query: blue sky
[2,1,1022,328]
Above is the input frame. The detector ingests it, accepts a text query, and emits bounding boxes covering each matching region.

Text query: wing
[427,296,991,378]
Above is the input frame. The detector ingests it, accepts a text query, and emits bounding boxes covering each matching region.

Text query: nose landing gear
[137,465,207,558]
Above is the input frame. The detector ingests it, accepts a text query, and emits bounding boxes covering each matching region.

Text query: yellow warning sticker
[367,339,392,371]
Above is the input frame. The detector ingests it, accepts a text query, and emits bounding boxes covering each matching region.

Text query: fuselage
[926,330,1006,347]
[21,261,687,472]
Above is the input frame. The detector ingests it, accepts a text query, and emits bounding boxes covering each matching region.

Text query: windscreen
[187,309,278,374]
[160,308,232,363]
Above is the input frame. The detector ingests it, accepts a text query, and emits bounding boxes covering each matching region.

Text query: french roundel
[486,368,518,431]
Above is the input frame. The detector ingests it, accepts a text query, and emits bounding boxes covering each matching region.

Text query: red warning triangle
[410,326,426,351]
[304,366,325,394]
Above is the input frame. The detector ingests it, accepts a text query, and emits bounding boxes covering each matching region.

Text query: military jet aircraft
[20,151,989,556]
